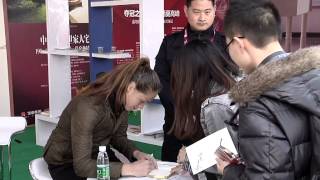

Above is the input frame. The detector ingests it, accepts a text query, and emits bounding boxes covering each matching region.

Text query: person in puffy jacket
[217,0,320,179]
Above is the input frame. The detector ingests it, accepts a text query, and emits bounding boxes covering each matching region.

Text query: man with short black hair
[217,0,320,179]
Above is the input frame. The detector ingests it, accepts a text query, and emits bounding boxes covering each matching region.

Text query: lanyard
[183,26,216,45]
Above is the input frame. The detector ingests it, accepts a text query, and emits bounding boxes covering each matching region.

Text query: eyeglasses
[225,36,245,52]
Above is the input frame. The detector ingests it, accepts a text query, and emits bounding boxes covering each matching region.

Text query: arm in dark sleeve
[70,101,100,178]
[154,37,175,131]
[222,164,245,180]
[222,103,292,180]
[71,101,125,178]
[110,112,138,162]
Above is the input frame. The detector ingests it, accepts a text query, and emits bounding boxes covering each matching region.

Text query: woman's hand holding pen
[121,159,156,177]
[120,150,157,177]
[133,150,158,168]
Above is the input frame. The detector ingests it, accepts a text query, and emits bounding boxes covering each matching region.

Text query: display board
[5,0,90,123]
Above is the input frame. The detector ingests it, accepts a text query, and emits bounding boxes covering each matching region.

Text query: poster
[164,0,187,35]
[6,0,90,124]
[112,5,139,65]
[112,0,187,65]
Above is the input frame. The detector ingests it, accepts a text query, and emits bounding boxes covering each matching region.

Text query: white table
[87,173,193,180]
[119,174,193,180]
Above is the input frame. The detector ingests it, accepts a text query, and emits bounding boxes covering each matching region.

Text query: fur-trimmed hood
[230,46,320,115]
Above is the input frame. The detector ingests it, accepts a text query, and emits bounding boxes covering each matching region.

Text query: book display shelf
[36,0,166,154]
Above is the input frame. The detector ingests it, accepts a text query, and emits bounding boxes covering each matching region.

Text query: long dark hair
[170,39,237,141]
[79,58,161,113]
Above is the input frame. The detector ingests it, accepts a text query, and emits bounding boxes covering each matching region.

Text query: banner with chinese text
[6,0,90,124]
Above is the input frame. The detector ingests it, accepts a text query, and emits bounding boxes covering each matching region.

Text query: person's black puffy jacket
[224,46,320,180]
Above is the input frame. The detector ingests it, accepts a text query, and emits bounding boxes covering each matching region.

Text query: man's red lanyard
[183,26,216,45]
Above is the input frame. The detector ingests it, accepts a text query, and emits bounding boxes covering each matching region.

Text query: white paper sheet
[186,128,237,174]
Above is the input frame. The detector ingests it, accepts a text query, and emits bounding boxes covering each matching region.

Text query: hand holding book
[215,138,241,165]
[215,138,242,174]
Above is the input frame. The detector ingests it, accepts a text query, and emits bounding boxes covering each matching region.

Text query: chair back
[0,116,27,145]
[29,158,53,180]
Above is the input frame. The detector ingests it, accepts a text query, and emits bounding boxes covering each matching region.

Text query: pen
[149,154,158,168]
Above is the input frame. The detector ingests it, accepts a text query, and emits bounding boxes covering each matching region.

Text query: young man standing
[155,0,228,163]
[217,0,320,179]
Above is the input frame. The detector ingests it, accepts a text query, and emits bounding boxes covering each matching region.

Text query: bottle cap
[99,146,106,152]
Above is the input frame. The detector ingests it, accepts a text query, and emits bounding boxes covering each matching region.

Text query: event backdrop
[5,0,228,124]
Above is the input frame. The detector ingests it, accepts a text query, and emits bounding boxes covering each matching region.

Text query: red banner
[164,0,187,35]
[112,5,139,65]
[6,0,90,124]
[112,0,187,65]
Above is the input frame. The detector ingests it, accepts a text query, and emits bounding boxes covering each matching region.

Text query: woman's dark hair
[79,58,161,113]
[170,39,237,141]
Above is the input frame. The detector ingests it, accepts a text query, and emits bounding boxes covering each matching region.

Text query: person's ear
[184,5,188,18]
[127,82,136,94]
[233,37,245,53]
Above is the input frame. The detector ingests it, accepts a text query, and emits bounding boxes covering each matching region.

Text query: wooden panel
[271,0,311,16]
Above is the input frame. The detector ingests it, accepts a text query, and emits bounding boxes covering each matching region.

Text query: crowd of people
[43,0,320,179]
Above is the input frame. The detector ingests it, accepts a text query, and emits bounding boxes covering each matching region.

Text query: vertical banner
[69,23,90,96]
[112,0,187,66]
[6,0,48,123]
[164,0,187,36]
[6,0,90,124]
[112,5,139,65]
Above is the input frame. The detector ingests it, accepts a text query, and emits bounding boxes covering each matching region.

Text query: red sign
[112,0,187,65]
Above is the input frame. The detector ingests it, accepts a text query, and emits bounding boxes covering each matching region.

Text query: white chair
[0,116,27,180]
[29,157,53,180]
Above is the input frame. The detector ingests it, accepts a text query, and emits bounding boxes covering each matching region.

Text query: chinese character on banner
[164,0,187,36]
[113,5,139,66]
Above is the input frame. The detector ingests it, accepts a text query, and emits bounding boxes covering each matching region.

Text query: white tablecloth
[87,173,193,180]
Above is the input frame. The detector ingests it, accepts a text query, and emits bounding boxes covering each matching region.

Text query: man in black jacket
[155,0,228,163]
[217,0,320,179]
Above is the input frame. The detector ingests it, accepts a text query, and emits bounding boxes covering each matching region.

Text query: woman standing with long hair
[171,39,237,142]
[170,39,238,178]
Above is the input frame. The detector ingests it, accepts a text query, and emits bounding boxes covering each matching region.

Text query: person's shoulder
[202,94,233,108]
[71,95,104,111]
[163,30,184,42]
[215,31,225,37]
[214,31,226,41]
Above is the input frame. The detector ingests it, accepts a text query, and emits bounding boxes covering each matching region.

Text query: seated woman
[44,58,161,180]
[170,39,238,177]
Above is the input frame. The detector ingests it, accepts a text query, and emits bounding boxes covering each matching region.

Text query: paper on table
[185,128,237,174]
[148,161,179,179]
[117,161,180,180]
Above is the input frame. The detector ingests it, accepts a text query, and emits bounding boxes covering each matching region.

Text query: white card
[186,128,237,174]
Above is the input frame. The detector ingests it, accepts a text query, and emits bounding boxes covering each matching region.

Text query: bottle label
[97,164,110,179]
